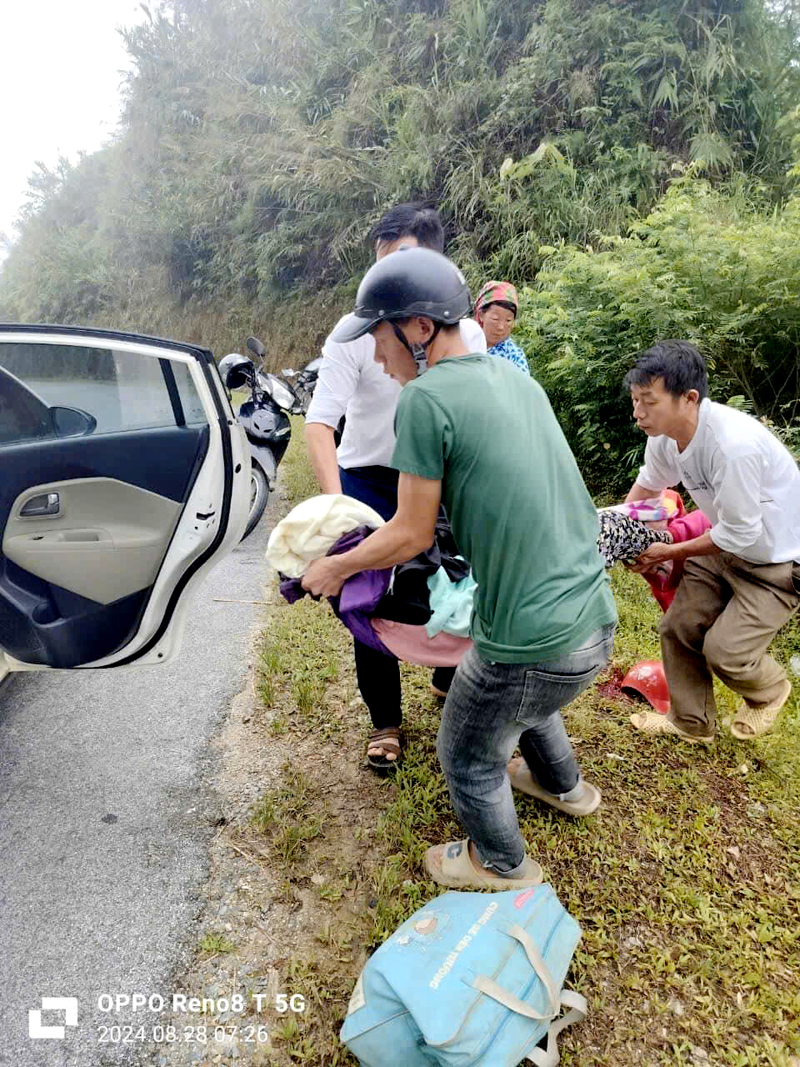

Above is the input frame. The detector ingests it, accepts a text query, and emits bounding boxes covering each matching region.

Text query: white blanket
[265,494,385,578]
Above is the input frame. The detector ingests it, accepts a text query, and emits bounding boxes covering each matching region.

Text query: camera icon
[28,997,78,1039]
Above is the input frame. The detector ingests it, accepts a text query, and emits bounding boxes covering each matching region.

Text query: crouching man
[302,248,616,889]
[624,341,800,743]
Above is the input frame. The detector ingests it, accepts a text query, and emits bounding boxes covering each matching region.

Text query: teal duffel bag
[340,883,587,1067]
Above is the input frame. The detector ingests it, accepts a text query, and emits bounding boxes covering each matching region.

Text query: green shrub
[517,174,800,495]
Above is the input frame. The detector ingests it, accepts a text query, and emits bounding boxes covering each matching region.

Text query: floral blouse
[488,337,530,375]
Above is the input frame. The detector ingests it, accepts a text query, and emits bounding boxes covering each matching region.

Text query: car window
[0,342,209,444]
[0,368,54,445]
[171,361,208,425]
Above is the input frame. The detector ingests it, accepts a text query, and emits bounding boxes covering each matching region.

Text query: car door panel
[0,424,210,668]
[4,478,184,604]
[0,562,149,668]
[0,327,248,670]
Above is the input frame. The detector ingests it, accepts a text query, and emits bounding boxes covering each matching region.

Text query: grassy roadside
[252,418,800,1067]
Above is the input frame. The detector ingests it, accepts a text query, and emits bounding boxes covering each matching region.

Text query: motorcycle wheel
[241,460,270,541]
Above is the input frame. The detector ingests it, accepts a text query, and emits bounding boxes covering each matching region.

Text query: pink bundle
[602,490,682,524]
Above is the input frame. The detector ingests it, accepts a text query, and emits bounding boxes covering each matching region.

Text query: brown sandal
[366,727,403,773]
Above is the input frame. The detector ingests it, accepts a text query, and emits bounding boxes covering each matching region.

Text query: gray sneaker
[507,757,601,816]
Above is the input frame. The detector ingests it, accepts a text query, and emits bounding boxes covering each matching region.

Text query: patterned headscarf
[473,280,519,324]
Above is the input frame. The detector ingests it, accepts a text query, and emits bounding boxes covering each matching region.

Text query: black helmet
[331,248,472,344]
[218,353,255,390]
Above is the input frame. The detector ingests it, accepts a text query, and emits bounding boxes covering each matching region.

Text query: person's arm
[625,481,658,504]
[306,423,342,494]
[305,329,361,493]
[301,473,441,597]
[629,528,721,572]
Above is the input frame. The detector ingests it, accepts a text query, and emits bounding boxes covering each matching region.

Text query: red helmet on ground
[621,660,670,714]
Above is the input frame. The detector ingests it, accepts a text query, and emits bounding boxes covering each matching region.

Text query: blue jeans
[437,624,615,874]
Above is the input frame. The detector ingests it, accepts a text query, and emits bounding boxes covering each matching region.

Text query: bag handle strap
[525,991,588,1066]
[469,922,560,1020]
[471,974,553,1022]
[505,923,561,1010]
[468,923,587,1065]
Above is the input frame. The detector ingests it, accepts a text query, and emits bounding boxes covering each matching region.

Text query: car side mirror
[50,406,97,438]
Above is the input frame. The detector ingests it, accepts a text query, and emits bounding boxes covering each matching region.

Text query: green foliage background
[1,0,799,490]
[519,174,800,492]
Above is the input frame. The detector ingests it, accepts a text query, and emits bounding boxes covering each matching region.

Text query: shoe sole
[423,843,543,890]
[509,770,602,816]
[630,713,714,744]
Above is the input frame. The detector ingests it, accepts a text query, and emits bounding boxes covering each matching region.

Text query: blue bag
[341,884,586,1067]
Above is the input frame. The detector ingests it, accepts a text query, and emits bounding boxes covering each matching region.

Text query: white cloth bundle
[265,494,385,578]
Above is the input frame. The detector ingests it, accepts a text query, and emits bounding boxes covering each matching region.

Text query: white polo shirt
[637,398,800,564]
[306,318,487,469]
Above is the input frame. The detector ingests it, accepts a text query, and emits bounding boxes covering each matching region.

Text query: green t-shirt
[391,355,616,663]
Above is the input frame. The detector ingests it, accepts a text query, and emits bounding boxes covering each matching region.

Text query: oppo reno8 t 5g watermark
[29,990,306,1045]
[95,990,306,1046]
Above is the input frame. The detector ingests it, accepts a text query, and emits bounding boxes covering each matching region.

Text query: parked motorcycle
[281,356,321,414]
[219,336,318,540]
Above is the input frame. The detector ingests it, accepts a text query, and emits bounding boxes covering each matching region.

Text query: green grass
[251,764,327,864]
[282,414,324,503]
[198,931,237,954]
[250,421,800,1067]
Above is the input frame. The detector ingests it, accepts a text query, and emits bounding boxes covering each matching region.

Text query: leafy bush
[4,0,800,346]
[516,174,800,495]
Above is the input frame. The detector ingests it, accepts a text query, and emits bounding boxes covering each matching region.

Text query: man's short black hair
[371,203,445,254]
[624,340,708,401]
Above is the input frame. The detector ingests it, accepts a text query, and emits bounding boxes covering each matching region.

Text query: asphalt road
[0,503,275,1066]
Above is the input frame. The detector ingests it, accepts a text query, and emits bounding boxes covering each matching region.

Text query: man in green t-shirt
[303,248,617,890]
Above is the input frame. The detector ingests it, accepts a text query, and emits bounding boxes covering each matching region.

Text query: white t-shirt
[637,398,800,564]
[306,317,487,469]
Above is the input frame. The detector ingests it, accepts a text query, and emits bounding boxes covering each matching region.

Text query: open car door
[0,325,250,670]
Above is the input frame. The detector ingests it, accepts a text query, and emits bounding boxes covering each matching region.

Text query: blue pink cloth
[487,338,530,375]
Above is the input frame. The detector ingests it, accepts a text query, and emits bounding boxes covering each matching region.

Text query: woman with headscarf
[473,280,530,375]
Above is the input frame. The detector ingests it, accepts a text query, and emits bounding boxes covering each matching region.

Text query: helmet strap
[391,320,441,376]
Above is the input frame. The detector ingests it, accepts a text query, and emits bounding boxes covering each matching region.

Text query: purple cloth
[278,525,394,655]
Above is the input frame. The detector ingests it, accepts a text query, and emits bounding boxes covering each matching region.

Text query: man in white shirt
[305,204,486,771]
[623,340,800,742]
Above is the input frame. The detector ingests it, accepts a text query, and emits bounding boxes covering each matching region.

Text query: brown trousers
[659,553,800,735]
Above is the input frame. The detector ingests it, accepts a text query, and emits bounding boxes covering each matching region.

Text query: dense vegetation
[1,0,799,490]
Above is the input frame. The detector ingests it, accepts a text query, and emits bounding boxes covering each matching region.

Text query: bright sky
[0,0,147,246]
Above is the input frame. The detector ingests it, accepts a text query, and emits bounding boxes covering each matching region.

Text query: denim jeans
[437,623,615,874]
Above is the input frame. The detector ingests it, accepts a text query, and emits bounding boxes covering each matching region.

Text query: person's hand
[301,556,346,597]
[628,541,676,573]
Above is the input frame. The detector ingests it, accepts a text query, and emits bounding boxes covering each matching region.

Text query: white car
[0,325,250,676]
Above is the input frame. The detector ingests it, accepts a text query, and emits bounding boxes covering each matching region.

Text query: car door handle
[20,492,61,517]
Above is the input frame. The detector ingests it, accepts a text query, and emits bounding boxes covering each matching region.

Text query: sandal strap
[369,727,402,742]
[367,727,403,756]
